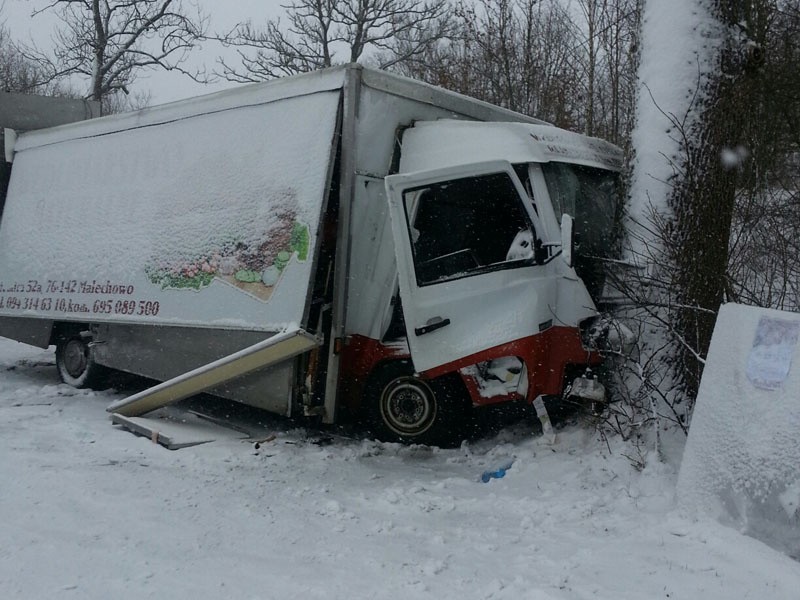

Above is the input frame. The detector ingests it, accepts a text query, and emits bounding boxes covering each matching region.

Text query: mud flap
[533,395,556,445]
[107,328,319,418]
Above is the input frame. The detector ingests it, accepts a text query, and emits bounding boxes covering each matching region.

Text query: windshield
[541,163,621,299]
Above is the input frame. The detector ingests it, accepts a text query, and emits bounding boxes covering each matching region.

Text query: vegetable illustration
[145,218,311,296]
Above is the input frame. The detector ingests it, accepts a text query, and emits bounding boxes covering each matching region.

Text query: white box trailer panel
[0,87,341,332]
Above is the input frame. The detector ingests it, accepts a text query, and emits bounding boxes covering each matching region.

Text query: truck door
[385,161,557,376]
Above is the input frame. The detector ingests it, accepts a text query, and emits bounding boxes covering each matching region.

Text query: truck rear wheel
[367,361,468,447]
[55,334,108,389]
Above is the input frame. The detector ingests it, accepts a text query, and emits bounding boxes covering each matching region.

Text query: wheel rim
[380,377,437,437]
[63,339,89,379]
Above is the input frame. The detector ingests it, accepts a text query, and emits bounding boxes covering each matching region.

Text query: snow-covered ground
[1,338,799,599]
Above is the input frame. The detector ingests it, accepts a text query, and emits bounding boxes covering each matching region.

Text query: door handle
[415,317,451,336]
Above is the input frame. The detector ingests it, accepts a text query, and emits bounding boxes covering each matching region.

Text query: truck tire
[366,361,469,447]
[55,334,109,389]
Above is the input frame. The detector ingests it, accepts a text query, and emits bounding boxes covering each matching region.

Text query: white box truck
[0,65,623,445]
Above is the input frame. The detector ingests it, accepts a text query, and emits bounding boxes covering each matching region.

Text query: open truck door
[385,160,559,378]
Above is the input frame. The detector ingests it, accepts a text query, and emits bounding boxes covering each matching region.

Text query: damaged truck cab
[340,120,622,444]
[0,65,622,446]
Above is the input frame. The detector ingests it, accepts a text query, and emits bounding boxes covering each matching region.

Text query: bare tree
[398,0,641,140]
[0,24,69,95]
[217,0,451,82]
[576,0,641,145]
[399,0,585,127]
[603,0,642,146]
[24,0,207,111]
[575,0,601,137]
[726,0,800,311]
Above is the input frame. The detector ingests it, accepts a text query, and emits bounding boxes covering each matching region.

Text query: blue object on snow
[480,460,514,483]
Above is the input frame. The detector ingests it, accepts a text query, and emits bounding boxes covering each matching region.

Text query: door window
[402,172,537,286]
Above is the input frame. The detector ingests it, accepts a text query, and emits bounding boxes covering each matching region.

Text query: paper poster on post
[745,316,800,391]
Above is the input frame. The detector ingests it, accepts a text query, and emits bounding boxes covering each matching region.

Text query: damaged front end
[565,368,607,414]
[565,314,636,413]
[579,314,636,355]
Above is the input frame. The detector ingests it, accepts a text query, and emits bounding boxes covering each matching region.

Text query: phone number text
[0,296,160,316]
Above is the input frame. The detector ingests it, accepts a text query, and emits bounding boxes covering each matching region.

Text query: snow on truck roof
[13,67,349,153]
[400,120,624,174]
[11,65,536,153]
[11,64,621,174]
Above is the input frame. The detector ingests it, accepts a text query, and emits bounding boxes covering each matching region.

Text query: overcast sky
[2,0,284,103]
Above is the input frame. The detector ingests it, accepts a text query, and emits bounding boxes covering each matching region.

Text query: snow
[720,145,749,171]
[12,68,346,151]
[677,303,800,558]
[400,121,623,176]
[2,338,799,598]
[0,84,341,331]
[626,0,722,261]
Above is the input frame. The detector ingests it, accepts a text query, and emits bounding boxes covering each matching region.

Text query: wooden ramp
[107,328,318,417]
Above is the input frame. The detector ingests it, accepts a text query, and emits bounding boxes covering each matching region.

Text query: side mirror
[561,214,574,268]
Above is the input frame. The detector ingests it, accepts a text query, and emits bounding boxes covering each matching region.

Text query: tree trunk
[91,0,106,105]
[670,0,766,396]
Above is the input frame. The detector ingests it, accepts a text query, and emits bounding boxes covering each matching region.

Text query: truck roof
[13,65,547,154]
[400,120,624,173]
[14,67,349,153]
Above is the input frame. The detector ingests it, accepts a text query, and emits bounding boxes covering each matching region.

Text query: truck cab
[339,119,622,444]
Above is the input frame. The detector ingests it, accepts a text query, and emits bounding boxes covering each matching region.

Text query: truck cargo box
[0,65,624,445]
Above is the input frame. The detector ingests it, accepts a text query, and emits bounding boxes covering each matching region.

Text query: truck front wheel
[56,334,108,389]
[367,361,468,447]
